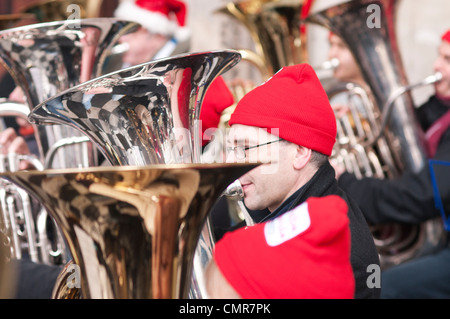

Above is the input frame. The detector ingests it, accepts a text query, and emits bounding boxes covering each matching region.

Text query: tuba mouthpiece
[223,179,244,199]
[424,72,443,85]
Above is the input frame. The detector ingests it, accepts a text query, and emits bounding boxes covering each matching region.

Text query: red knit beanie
[213,195,355,299]
[228,64,336,156]
[442,29,450,43]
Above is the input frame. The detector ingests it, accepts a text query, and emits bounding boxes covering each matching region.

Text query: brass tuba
[306,0,446,268]
[0,163,258,298]
[215,0,306,79]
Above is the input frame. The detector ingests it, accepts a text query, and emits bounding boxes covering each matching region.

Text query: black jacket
[269,162,380,299]
[219,162,381,299]
[338,95,450,225]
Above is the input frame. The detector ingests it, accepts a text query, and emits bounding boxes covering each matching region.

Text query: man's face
[226,124,300,212]
[118,27,168,66]
[433,40,450,97]
[328,34,363,84]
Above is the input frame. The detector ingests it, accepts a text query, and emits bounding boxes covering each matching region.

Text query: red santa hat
[213,195,355,299]
[442,29,450,43]
[114,0,190,41]
[228,64,336,156]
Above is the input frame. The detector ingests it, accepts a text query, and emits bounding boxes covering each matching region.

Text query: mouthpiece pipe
[223,179,244,199]
[364,72,442,147]
[222,179,255,226]
[315,58,340,71]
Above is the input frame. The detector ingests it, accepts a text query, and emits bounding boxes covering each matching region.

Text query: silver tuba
[0,17,139,167]
[306,0,446,268]
[27,50,242,298]
[0,18,139,268]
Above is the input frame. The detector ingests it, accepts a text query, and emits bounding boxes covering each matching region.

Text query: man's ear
[293,145,312,170]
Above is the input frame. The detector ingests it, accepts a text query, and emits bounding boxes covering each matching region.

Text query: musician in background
[326,32,369,120]
[113,0,191,69]
[335,29,450,298]
[205,195,355,299]
[219,63,380,299]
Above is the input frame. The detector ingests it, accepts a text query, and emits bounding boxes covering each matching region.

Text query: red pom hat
[114,0,190,41]
[228,64,336,156]
[213,195,355,299]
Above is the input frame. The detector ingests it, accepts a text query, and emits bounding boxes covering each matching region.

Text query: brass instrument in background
[216,0,306,79]
[327,81,400,180]
[307,0,446,268]
[27,50,242,298]
[0,18,139,166]
[0,18,139,269]
[0,101,67,265]
[0,163,258,299]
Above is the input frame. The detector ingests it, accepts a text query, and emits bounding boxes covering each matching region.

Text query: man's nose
[433,56,443,72]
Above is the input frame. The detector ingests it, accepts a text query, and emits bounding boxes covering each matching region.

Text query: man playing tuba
[335,29,450,299]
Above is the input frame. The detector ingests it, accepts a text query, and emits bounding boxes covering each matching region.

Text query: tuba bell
[0,17,139,166]
[28,50,242,166]
[0,163,258,299]
[306,0,446,268]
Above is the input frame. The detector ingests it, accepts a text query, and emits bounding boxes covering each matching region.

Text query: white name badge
[264,201,311,247]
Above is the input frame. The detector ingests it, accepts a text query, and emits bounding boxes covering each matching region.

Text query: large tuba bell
[29,50,242,166]
[307,0,446,268]
[0,163,258,298]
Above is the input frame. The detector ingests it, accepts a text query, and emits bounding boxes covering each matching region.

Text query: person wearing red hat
[222,63,380,299]
[114,0,234,155]
[114,0,191,68]
[205,195,355,299]
[336,29,450,298]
